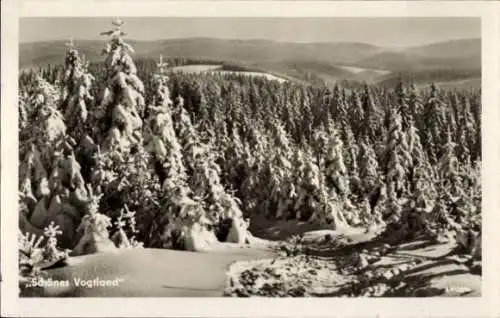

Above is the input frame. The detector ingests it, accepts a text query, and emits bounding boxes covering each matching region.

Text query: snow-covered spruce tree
[437,129,465,202]
[143,56,183,183]
[57,38,103,186]
[20,75,66,172]
[456,124,471,163]
[19,91,31,141]
[429,129,480,239]
[18,75,90,249]
[282,88,300,139]
[19,223,70,296]
[294,145,348,229]
[405,118,432,193]
[358,137,382,203]
[459,157,481,220]
[297,87,314,144]
[422,129,438,165]
[389,159,439,242]
[449,91,463,131]
[90,143,160,245]
[426,197,459,242]
[223,125,246,191]
[60,37,96,142]
[372,182,388,224]
[413,161,437,213]
[140,56,210,250]
[386,126,471,243]
[172,96,253,245]
[349,91,365,139]
[42,149,93,249]
[203,81,226,136]
[408,83,424,132]
[284,87,305,143]
[321,121,356,225]
[384,181,403,225]
[77,19,163,250]
[395,81,413,131]
[239,124,270,217]
[98,18,145,152]
[224,83,246,134]
[422,83,447,159]
[359,197,374,227]
[331,84,349,128]
[293,148,321,221]
[267,119,296,220]
[340,124,362,198]
[362,83,384,143]
[314,120,350,198]
[70,187,117,256]
[459,95,479,162]
[278,146,302,220]
[385,108,412,197]
[110,205,144,248]
[454,160,481,235]
[406,120,426,167]
[19,143,47,219]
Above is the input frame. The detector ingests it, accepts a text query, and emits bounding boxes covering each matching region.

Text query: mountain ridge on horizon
[19,37,481,87]
[19,36,480,49]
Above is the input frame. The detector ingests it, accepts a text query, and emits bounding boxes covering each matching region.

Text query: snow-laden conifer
[359,137,380,199]
[139,56,210,250]
[385,108,412,196]
[61,37,95,141]
[99,18,145,152]
[267,119,295,219]
[437,128,464,201]
[422,83,447,158]
[172,92,253,245]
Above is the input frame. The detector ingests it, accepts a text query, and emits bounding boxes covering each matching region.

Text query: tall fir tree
[358,137,380,200]
[395,81,412,130]
[385,108,412,197]
[349,91,365,139]
[60,37,95,142]
[408,83,424,119]
[98,18,145,153]
[172,96,252,244]
[362,83,383,142]
[422,83,447,159]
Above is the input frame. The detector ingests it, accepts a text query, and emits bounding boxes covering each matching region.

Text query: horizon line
[19,36,481,49]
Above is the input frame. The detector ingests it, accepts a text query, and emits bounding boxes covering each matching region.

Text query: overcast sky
[20,17,480,48]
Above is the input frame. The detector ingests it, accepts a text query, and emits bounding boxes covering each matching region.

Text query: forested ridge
[18,21,481,290]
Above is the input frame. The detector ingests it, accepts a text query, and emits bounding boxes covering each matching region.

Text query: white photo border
[2,1,500,317]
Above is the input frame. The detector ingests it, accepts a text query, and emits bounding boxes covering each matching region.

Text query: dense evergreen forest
[18,21,481,279]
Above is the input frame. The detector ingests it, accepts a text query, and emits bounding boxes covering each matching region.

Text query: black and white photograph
[15,15,484,299]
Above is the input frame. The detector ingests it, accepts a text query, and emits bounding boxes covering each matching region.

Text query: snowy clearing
[225,229,481,297]
[171,64,222,73]
[338,65,390,75]
[31,245,276,297]
[214,70,288,83]
[171,64,288,83]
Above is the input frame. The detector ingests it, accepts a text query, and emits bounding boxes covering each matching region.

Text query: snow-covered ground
[214,70,287,83]
[34,245,277,297]
[28,222,480,298]
[337,65,390,75]
[225,228,481,297]
[172,64,288,83]
[171,64,222,73]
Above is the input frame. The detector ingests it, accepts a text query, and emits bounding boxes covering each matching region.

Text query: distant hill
[356,39,481,71]
[19,37,481,87]
[376,68,481,89]
[20,38,382,69]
